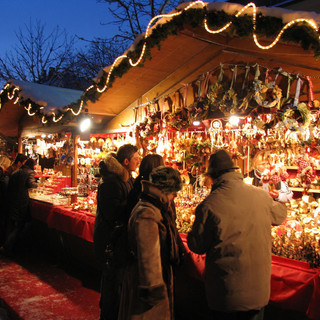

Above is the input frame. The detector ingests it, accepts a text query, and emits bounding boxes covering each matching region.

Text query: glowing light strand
[7,87,19,100]
[95,1,319,112]
[2,2,318,125]
[24,103,36,116]
[52,113,64,122]
[204,2,319,50]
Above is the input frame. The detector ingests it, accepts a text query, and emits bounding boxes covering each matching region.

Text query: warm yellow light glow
[68,99,84,116]
[229,116,240,126]
[7,87,19,100]
[80,117,91,132]
[89,0,319,117]
[52,113,63,123]
[24,103,36,116]
[2,2,316,125]
[13,96,19,104]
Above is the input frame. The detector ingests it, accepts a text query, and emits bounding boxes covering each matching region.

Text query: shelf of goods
[30,172,97,213]
[175,185,320,268]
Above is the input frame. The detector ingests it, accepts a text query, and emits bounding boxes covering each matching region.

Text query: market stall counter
[29,199,100,270]
[29,199,320,320]
[179,234,320,320]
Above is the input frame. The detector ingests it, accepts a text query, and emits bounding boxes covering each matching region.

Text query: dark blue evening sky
[0,0,116,57]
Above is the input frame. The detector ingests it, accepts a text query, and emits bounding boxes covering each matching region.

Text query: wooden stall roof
[0,80,112,137]
[84,3,320,131]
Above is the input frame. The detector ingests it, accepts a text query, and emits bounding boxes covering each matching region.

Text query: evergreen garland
[87,7,320,111]
[1,5,320,125]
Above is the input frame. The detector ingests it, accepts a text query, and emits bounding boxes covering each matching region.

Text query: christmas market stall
[1,2,320,318]
[0,79,139,267]
[79,2,320,319]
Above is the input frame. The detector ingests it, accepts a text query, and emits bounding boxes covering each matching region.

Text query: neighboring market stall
[1,2,320,319]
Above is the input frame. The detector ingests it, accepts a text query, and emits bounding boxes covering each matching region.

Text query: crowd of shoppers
[0,146,288,320]
[93,146,287,320]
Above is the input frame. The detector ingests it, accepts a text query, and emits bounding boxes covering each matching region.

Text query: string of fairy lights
[0,1,319,124]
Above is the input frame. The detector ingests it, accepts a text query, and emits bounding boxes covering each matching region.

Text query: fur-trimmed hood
[102,153,129,182]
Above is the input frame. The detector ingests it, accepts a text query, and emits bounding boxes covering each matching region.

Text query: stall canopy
[2,2,319,134]
[0,79,112,137]
[81,1,320,131]
[0,80,84,137]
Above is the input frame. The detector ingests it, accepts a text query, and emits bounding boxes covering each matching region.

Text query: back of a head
[24,158,35,170]
[207,149,238,179]
[139,154,164,180]
[150,166,182,194]
[14,153,27,165]
[116,144,138,164]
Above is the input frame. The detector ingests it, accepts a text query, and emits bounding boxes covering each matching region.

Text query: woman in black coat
[0,158,37,255]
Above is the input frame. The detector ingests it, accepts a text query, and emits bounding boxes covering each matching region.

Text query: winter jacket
[119,181,179,320]
[93,154,133,264]
[187,171,287,312]
[7,164,37,221]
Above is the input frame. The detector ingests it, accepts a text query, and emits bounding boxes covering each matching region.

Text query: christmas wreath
[281,102,311,131]
[137,111,162,138]
[252,80,282,109]
[167,107,191,131]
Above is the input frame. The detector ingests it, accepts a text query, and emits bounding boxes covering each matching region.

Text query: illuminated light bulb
[41,134,46,139]
[193,120,201,126]
[42,116,48,124]
[229,116,240,126]
[80,118,91,132]
[79,110,91,132]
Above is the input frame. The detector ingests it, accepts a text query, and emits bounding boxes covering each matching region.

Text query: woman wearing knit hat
[119,166,182,320]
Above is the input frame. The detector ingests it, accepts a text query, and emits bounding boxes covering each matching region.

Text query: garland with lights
[1,2,320,125]
[0,82,82,125]
[79,1,320,125]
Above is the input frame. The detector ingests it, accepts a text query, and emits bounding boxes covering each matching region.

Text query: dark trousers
[3,218,29,254]
[211,308,264,320]
[99,264,124,320]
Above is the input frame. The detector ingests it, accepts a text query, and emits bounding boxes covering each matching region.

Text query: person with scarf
[118,166,182,320]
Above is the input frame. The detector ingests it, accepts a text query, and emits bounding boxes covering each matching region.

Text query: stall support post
[71,134,79,203]
[17,136,23,154]
[17,124,23,154]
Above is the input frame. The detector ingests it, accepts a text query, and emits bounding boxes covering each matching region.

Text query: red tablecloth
[30,200,320,320]
[179,233,320,320]
[30,200,95,242]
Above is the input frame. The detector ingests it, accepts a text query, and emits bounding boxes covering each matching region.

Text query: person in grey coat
[187,149,287,320]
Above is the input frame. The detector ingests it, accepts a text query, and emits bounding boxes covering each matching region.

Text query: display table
[30,199,95,243]
[30,200,320,320]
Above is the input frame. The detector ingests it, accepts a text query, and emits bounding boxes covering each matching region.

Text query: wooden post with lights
[71,133,79,203]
